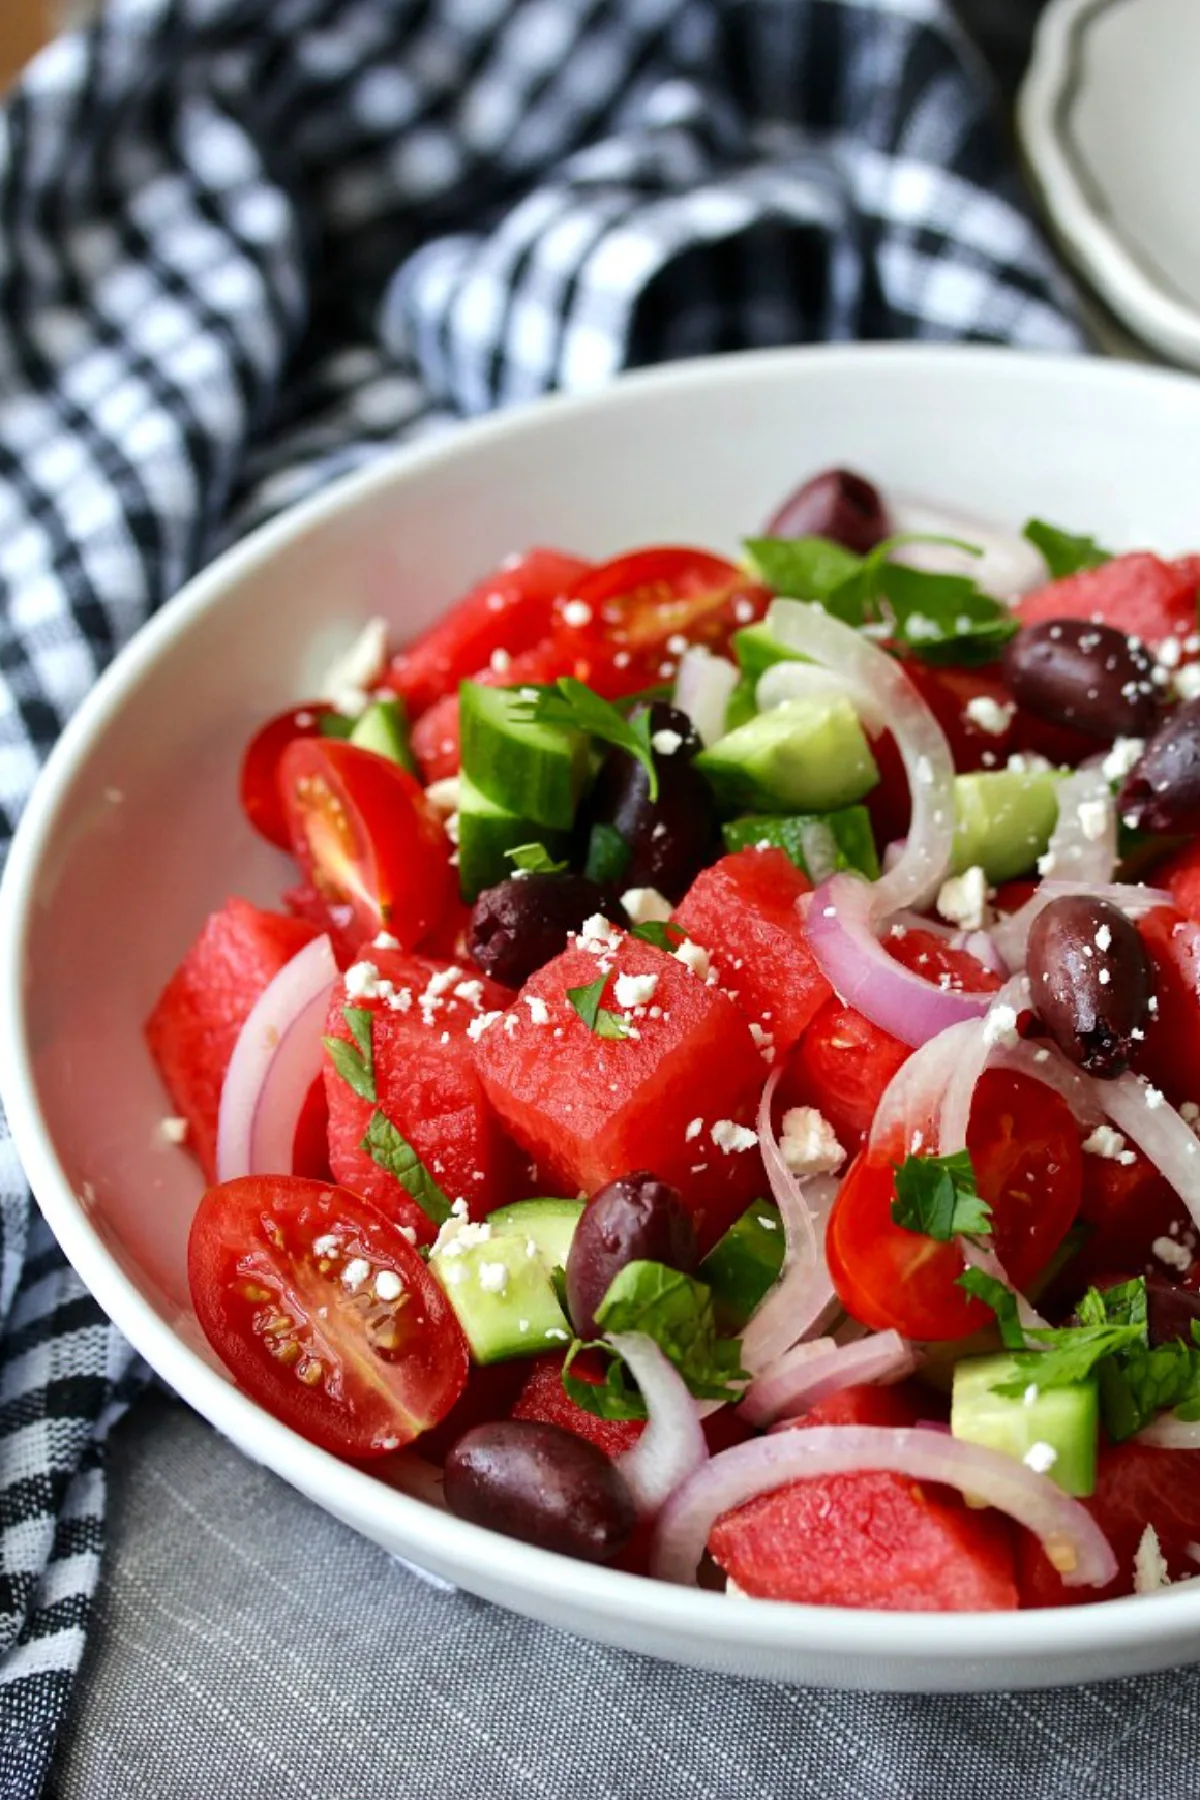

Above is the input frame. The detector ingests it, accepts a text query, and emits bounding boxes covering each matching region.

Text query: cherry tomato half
[188,1175,469,1456]
[278,738,453,958]
[239,702,331,850]
[827,1070,1082,1340]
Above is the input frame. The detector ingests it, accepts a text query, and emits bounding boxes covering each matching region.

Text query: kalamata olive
[468,872,618,988]
[1117,698,1200,834]
[1147,1273,1200,1346]
[566,1170,698,1337]
[764,467,891,554]
[1002,619,1162,741]
[584,701,718,903]
[443,1420,636,1562]
[1026,895,1152,1078]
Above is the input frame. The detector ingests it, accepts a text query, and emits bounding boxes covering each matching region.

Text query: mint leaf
[566,973,630,1041]
[583,821,631,886]
[561,1338,647,1421]
[630,919,688,952]
[743,536,864,617]
[594,1259,748,1403]
[891,1150,992,1241]
[506,842,569,875]
[360,1111,452,1226]
[1023,518,1112,579]
[514,677,659,802]
[322,1006,376,1102]
[957,1267,1026,1349]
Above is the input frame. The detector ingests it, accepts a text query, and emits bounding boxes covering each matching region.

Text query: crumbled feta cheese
[525,995,551,1026]
[443,810,460,846]
[1095,924,1112,952]
[963,695,1015,736]
[749,1022,774,1059]
[982,1002,1020,1049]
[1174,663,1200,703]
[320,617,389,715]
[345,960,384,1000]
[374,1269,403,1301]
[477,1260,509,1294]
[936,865,990,932]
[614,971,658,1009]
[340,1257,370,1291]
[1145,1084,1166,1110]
[1023,1441,1058,1475]
[673,940,711,980]
[544,1326,570,1342]
[1158,636,1183,671]
[312,1233,340,1258]
[1101,737,1144,783]
[685,1117,704,1142]
[651,728,683,756]
[453,978,484,1007]
[780,1106,845,1176]
[488,647,511,674]
[711,1119,758,1154]
[158,1116,189,1145]
[620,886,672,925]
[1134,1524,1172,1595]
[423,777,460,816]
[1082,1124,1136,1165]
[1007,751,1054,775]
[373,930,401,950]
[1152,1235,1193,1273]
[1023,1383,1039,1407]
[561,600,592,628]
[1077,797,1111,843]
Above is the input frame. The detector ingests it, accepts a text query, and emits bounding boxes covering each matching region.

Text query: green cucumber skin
[459,682,589,830]
[695,697,879,815]
[721,806,880,881]
[951,770,1060,883]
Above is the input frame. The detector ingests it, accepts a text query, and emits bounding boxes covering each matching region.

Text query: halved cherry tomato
[827,1070,1082,1340]
[278,738,453,958]
[239,702,330,850]
[188,1175,469,1456]
[385,548,592,716]
[1132,906,1200,1105]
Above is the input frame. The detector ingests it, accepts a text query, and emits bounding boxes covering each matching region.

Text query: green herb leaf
[506,842,569,875]
[595,1259,749,1402]
[360,1111,452,1226]
[957,1267,1026,1349]
[630,919,688,952]
[566,973,630,1041]
[322,1006,377,1102]
[992,1324,1146,1398]
[743,536,864,616]
[318,708,357,740]
[583,821,631,886]
[1023,518,1112,579]
[890,1150,992,1241]
[561,1339,648,1421]
[513,677,659,802]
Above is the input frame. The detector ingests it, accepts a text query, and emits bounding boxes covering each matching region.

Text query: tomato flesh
[188,1175,469,1456]
[239,702,331,849]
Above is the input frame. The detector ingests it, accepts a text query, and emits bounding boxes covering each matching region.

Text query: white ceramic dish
[6,343,1200,1692]
[1020,0,1200,370]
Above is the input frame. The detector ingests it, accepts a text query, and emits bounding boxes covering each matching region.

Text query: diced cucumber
[722,804,880,881]
[723,674,758,734]
[951,769,1060,883]
[456,772,568,902]
[459,681,590,830]
[348,696,417,774]
[699,1200,784,1333]
[429,1227,572,1364]
[732,621,809,684]
[487,1197,585,1274]
[951,1353,1098,1497]
[694,696,879,814]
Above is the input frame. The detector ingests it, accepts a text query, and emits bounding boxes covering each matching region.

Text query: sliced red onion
[740,1330,915,1429]
[868,1017,982,1161]
[936,977,1030,1155]
[755,660,887,735]
[766,599,956,914]
[672,647,739,748]
[1136,1415,1200,1451]
[991,1037,1107,1131]
[1099,1073,1200,1233]
[651,1425,1117,1588]
[887,495,1046,597]
[957,928,1007,977]
[807,874,996,1048]
[994,880,1170,972]
[608,1330,708,1519]
[216,934,339,1182]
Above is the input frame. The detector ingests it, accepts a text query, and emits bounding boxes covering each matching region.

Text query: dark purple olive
[468,872,620,988]
[1117,698,1200,834]
[1147,1273,1200,1346]
[566,1170,699,1337]
[443,1420,636,1562]
[1002,619,1163,741]
[1026,895,1152,1078]
[584,701,718,903]
[764,467,891,554]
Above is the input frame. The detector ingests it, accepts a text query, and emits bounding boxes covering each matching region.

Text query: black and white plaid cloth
[0,0,1083,1791]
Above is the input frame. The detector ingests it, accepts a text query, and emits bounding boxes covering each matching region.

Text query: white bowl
[6,343,1200,1692]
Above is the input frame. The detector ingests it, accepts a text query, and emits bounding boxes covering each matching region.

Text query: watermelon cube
[145,898,320,1181]
[1015,552,1199,651]
[471,927,767,1249]
[323,948,525,1245]
[672,848,832,1056]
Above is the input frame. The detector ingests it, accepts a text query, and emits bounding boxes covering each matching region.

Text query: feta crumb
[1095,924,1112,952]
[374,930,401,950]
[1077,797,1111,843]
[685,1117,704,1142]
[477,1260,509,1294]
[780,1106,845,1176]
[711,1119,757,1154]
[963,695,1015,736]
[620,886,672,925]
[1007,751,1054,775]
[397,1225,417,1246]
[345,960,384,1000]
[673,940,711,980]
[340,1257,370,1291]
[319,617,389,715]
[453,978,484,1007]
[1152,1235,1193,1273]
[467,1010,502,1042]
[1023,1383,1039,1408]
[544,1326,570,1342]
[1134,1523,1172,1595]
[488,647,511,674]
[312,1233,340,1258]
[1023,1441,1058,1475]
[1082,1124,1136,1165]
[1101,737,1145,783]
[1145,1084,1166,1110]
[757,1216,778,1232]
[749,1022,774,1060]
[423,777,460,816]
[651,728,683,756]
[936,865,990,932]
[374,1269,403,1301]
[982,1002,1020,1049]
[1158,636,1183,671]
[1173,663,1200,703]
[158,1116,189,1144]
[561,599,593,628]
[614,971,658,1009]
[525,995,551,1026]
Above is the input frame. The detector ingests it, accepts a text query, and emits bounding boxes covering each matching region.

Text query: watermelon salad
[148,464,1200,1612]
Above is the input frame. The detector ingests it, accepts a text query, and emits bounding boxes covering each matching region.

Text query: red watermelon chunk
[672,849,832,1057]
[1015,552,1199,651]
[511,1352,645,1460]
[708,1383,1019,1611]
[323,948,524,1245]
[471,927,766,1249]
[145,898,319,1182]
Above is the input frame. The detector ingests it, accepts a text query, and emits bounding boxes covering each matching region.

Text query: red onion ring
[990,1038,1106,1131]
[608,1331,708,1519]
[937,977,1030,1156]
[1098,1073,1200,1234]
[755,660,887,734]
[886,495,1046,598]
[765,599,956,914]
[1136,1416,1200,1451]
[216,934,338,1182]
[739,1329,915,1429]
[672,648,739,747]
[650,1426,1117,1589]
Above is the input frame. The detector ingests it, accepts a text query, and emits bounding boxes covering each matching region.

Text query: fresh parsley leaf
[513,677,659,802]
[1078,1277,1147,1334]
[992,1323,1145,1398]
[322,1006,377,1102]
[743,536,864,616]
[506,842,569,875]
[890,1150,992,1241]
[583,821,631,886]
[561,1339,648,1421]
[595,1259,749,1403]
[359,1111,452,1226]
[318,709,356,739]
[957,1267,1026,1349]
[566,973,630,1041]
[630,919,688,952]
[1023,518,1112,579]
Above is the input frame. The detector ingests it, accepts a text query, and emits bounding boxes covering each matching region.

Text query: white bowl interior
[8,345,1200,1688]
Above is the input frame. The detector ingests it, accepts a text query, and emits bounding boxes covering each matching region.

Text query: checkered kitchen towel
[0,0,1081,1791]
